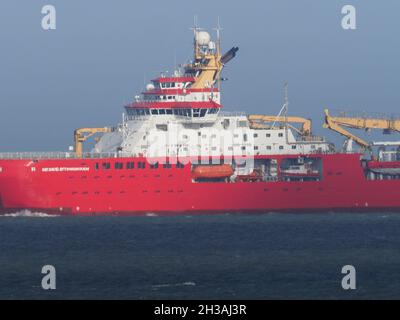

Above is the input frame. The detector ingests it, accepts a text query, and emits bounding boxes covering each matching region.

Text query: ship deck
[0,150,354,161]
[0,152,126,160]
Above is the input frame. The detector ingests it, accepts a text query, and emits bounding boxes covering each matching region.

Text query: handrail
[0,149,360,161]
[219,111,246,117]
[331,109,400,121]
[0,152,135,160]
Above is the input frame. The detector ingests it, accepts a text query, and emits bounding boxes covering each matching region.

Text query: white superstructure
[93,28,331,159]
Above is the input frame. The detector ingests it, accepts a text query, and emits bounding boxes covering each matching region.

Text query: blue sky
[0,0,399,151]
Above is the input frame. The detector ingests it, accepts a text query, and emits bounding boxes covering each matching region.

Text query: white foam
[152,281,196,289]
[145,212,158,217]
[0,209,59,218]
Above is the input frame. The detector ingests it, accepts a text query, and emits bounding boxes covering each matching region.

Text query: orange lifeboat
[191,164,234,179]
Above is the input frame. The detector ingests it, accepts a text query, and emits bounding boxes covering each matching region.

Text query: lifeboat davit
[191,164,234,179]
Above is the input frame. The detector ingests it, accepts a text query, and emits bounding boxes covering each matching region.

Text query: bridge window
[151,109,158,115]
[172,108,192,117]
[126,162,135,169]
[291,145,297,149]
[160,82,177,88]
[159,109,166,115]
[128,108,150,116]
[102,162,111,170]
[166,109,173,115]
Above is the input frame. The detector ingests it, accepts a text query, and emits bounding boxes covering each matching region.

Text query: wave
[0,209,59,218]
[152,282,196,289]
[145,212,158,217]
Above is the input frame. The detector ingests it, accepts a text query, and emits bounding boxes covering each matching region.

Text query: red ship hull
[1,153,400,216]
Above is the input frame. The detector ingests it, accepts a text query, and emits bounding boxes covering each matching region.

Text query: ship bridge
[123,27,238,123]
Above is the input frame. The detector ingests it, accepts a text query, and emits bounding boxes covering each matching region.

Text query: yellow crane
[248,114,312,136]
[74,127,112,157]
[323,108,400,149]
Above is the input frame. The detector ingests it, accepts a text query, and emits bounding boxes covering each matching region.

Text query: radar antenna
[213,17,223,89]
[272,82,289,128]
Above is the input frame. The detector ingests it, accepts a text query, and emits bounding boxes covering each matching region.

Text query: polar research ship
[1,27,400,215]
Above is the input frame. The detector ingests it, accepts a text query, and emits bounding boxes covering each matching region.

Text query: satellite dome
[146,83,155,91]
[196,31,211,46]
[208,41,216,51]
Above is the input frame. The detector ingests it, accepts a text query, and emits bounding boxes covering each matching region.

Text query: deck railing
[219,111,247,117]
[0,149,360,161]
[378,151,400,162]
[0,152,135,160]
[331,109,400,121]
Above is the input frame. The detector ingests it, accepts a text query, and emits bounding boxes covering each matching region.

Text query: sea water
[0,211,399,299]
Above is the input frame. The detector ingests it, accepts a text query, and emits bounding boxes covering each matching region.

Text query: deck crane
[74,127,112,157]
[248,83,313,137]
[248,114,312,136]
[323,108,400,150]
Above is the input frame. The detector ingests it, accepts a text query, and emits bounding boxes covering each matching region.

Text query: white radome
[208,41,216,51]
[196,31,211,46]
[146,83,155,91]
